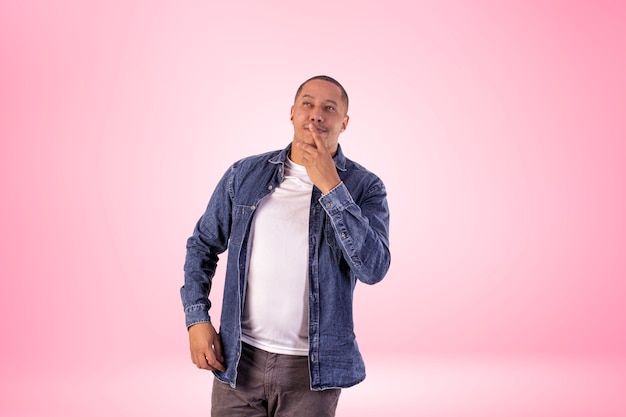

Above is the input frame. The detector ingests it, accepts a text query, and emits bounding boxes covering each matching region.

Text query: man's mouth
[307,124,327,134]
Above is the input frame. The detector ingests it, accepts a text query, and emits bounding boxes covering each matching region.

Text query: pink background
[1,1,625,416]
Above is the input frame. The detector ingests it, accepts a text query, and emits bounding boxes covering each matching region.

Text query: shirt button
[268,185,273,190]
[325,202,331,208]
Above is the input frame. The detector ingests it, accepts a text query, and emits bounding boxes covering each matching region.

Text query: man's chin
[295,133,316,144]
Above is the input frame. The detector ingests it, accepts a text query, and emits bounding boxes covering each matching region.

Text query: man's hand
[296,124,342,194]
[188,322,226,372]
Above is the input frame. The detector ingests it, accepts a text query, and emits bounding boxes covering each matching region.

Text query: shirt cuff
[319,181,354,214]
[184,303,211,328]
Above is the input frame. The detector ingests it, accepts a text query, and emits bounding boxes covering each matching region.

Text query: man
[181,75,391,416]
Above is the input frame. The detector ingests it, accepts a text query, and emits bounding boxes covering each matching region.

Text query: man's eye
[303,102,312,107]
[326,106,335,111]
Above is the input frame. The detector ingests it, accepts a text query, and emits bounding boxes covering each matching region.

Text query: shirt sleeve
[318,179,391,284]
[180,165,234,328]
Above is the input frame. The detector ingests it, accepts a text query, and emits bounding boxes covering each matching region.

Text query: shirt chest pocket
[233,204,257,218]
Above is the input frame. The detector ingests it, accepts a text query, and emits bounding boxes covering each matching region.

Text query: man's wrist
[321,181,344,197]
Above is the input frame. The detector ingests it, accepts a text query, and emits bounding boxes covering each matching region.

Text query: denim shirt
[181,143,391,390]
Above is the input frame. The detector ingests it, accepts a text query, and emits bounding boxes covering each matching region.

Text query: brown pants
[211,342,341,417]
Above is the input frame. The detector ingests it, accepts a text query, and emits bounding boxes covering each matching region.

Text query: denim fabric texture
[181,143,391,390]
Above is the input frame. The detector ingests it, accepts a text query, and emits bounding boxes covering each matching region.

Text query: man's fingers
[193,350,225,372]
[307,124,324,149]
[207,335,226,371]
[214,334,225,363]
[192,351,210,369]
[205,352,226,372]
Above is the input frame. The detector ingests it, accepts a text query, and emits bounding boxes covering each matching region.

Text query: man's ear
[290,106,294,122]
[341,115,350,132]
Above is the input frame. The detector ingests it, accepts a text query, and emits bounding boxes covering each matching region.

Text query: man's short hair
[294,75,349,112]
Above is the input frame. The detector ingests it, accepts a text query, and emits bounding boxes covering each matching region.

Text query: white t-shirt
[240,157,313,355]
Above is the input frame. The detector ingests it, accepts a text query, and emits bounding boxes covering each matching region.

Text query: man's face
[290,79,349,154]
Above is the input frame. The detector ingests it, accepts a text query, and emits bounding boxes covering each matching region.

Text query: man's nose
[310,111,323,123]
